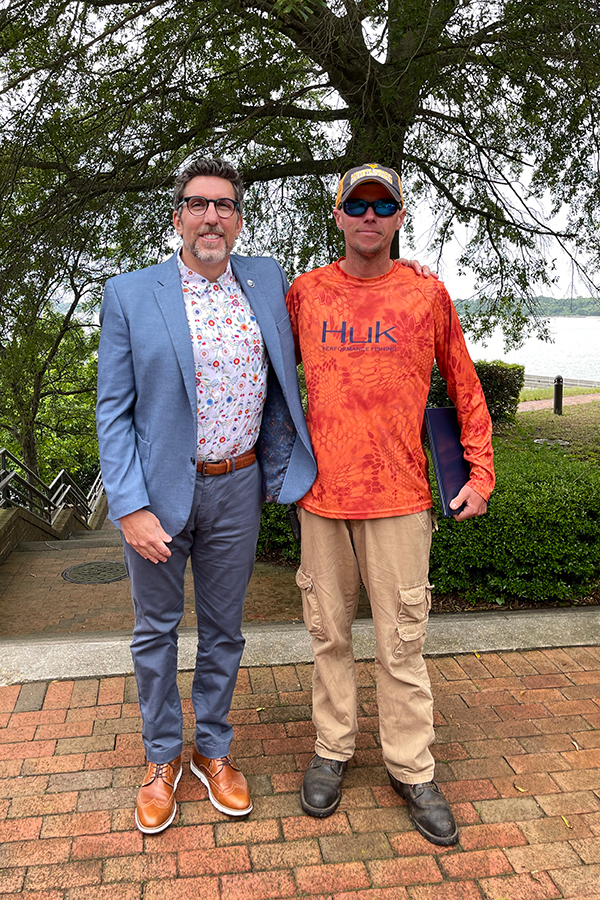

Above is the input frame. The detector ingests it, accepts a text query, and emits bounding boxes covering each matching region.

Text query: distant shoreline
[463,315,600,382]
[456,298,600,317]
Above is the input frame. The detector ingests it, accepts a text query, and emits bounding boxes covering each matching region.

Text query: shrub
[258,443,600,607]
[429,441,600,604]
[257,502,300,564]
[428,360,524,424]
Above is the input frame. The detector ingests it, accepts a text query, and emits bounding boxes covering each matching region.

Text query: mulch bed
[429,587,600,614]
[247,555,600,622]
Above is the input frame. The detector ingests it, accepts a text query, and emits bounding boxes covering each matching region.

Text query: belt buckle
[200,457,237,476]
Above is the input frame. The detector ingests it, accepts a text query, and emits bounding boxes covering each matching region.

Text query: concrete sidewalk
[2,606,600,686]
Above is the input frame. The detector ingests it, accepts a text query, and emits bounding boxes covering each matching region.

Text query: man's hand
[119,509,172,563]
[449,486,487,522]
[398,258,439,279]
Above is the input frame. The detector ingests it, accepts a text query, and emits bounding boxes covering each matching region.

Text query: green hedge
[428,360,524,424]
[257,502,300,564]
[429,441,600,604]
[259,444,600,606]
[258,363,598,607]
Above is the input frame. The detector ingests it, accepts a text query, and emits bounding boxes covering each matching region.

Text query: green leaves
[428,360,525,424]
[272,0,326,20]
[1,0,599,478]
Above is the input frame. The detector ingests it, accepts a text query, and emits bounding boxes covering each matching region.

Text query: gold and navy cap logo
[335,163,403,207]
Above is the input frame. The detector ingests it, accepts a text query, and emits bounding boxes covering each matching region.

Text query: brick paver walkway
[0,548,304,637]
[2,647,600,898]
[0,545,135,637]
[0,527,306,637]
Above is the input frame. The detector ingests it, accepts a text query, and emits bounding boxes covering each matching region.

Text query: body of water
[464,316,600,382]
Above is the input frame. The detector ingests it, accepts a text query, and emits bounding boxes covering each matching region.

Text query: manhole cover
[62,562,128,584]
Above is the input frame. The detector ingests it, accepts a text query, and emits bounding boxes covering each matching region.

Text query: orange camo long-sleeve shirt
[286,260,495,519]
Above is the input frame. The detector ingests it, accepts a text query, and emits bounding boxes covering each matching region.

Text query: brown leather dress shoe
[190,748,252,816]
[135,755,182,834]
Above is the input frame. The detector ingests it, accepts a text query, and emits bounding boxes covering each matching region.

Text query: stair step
[17,534,123,551]
[69,530,120,541]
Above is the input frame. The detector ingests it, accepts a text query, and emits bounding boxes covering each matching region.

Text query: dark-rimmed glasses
[177,196,240,218]
[342,198,400,217]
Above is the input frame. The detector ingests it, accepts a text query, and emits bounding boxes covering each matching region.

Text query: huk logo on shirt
[321,320,398,348]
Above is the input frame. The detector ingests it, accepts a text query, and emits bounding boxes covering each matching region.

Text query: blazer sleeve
[96,279,150,521]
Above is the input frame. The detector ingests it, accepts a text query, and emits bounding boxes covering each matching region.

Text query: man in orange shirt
[286,164,495,846]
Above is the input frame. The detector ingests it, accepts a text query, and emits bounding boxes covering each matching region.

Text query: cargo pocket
[393,583,432,661]
[295,568,326,640]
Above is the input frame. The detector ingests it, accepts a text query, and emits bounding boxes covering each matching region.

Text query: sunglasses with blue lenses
[342,198,400,217]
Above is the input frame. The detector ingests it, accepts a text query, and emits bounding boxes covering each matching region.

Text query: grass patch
[495,400,600,465]
[520,386,600,401]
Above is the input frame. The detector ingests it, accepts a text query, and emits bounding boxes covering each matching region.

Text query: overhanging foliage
[0,0,599,472]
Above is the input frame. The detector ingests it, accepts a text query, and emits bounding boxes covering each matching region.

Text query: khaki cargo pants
[296,507,436,784]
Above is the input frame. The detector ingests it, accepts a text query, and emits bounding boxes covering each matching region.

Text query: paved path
[0,521,304,638]
[2,649,600,899]
[519,393,600,411]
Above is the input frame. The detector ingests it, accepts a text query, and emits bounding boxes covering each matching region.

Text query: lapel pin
[246,279,255,287]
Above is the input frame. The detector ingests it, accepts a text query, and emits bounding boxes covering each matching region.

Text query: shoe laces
[211,755,239,775]
[313,755,345,775]
[148,761,174,783]
[412,780,440,797]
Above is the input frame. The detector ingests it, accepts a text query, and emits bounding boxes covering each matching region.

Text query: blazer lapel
[230,256,282,369]
[154,253,197,415]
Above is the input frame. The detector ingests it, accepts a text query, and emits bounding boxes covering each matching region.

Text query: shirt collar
[177,251,237,292]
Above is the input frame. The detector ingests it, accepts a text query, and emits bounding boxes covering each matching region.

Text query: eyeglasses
[177,196,240,218]
[342,198,400,217]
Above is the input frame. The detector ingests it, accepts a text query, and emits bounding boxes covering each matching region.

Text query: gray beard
[184,234,232,265]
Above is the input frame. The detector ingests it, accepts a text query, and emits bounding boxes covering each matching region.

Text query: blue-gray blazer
[96,251,316,535]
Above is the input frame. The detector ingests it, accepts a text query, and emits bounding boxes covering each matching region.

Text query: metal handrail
[0,447,104,526]
[87,469,104,510]
[0,447,49,493]
[0,470,54,507]
[49,470,93,521]
[0,467,54,521]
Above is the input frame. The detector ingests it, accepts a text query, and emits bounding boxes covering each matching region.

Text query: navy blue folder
[424,406,470,517]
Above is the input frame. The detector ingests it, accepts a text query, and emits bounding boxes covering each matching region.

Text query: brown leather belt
[196,447,256,476]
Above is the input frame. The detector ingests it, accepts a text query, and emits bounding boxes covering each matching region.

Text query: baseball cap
[335,163,404,207]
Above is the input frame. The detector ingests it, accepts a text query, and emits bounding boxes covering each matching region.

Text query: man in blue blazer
[96,157,316,833]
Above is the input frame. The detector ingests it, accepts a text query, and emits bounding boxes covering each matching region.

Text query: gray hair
[173,157,244,212]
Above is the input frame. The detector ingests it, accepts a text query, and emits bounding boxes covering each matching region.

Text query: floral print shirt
[178,254,268,461]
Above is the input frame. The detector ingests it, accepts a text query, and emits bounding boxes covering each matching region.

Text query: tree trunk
[19,423,39,479]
